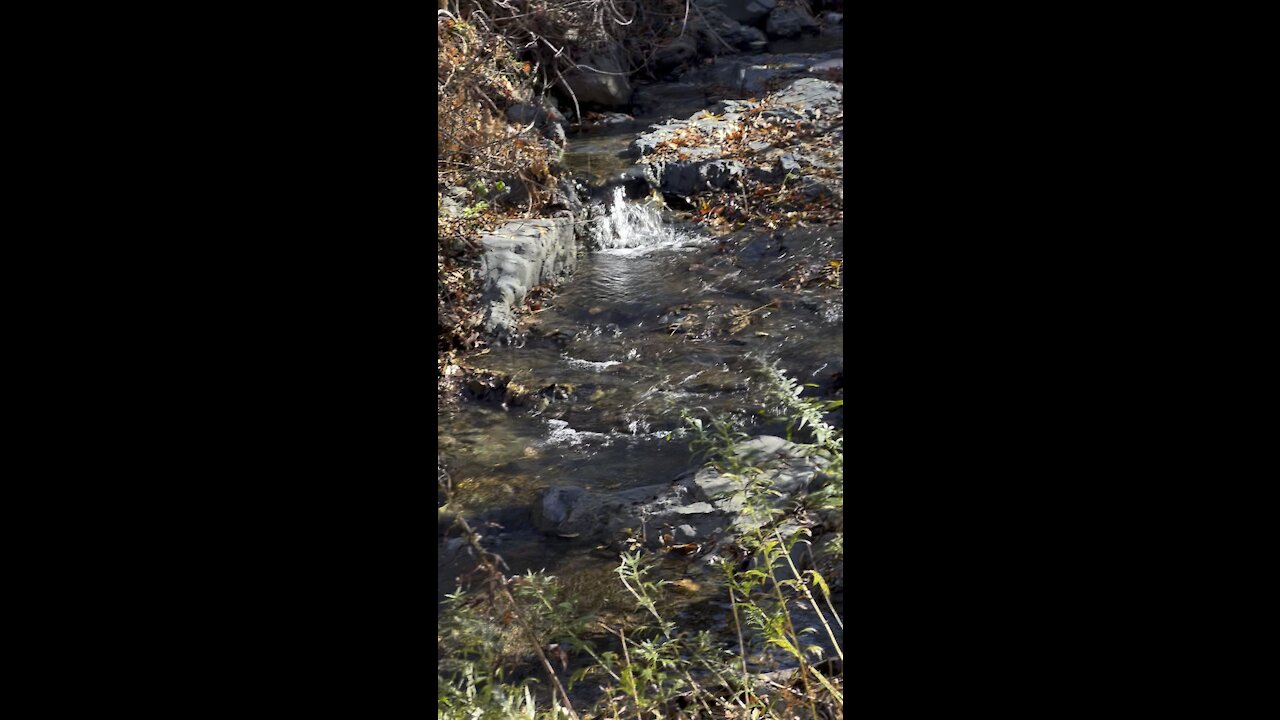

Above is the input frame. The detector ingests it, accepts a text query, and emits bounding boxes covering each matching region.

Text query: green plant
[438,365,844,719]
[462,200,490,218]
[678,364,844,718]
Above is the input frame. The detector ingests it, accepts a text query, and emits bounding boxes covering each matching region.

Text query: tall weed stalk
[438,364,843,718]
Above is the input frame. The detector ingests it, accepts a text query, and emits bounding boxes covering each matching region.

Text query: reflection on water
[440,149,842,612]
[562,131,634,184]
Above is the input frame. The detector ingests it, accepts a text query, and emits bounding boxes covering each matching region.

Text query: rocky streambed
[439,0,845,668]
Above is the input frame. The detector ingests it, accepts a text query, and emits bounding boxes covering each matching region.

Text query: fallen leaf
[671,578,702,593]
[667,543,701,556]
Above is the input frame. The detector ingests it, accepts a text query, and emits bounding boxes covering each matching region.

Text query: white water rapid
[591,187,700,254]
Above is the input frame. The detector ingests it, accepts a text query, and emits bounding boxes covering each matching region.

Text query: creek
[438,71,844,673]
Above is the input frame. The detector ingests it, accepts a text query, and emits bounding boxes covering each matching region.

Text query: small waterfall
[592,187,694,251]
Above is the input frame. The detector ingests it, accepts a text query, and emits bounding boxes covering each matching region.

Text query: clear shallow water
[562,131,635,185]
[439,136,843,608]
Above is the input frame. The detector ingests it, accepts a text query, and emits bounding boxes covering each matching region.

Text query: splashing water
[592,187,698,252]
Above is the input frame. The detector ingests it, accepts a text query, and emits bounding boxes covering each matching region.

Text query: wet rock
[544,177,582,213]
[654,36,699,77]
[559,47,633,110]
[824,12,843,25]
[657,158,747,195]
[532,435,831,549]
[537,383,576,402]
[697,0,776,27]
[535,480,725,546]
[618,165,651,198]
[682,435,830,517]
[676,49,842,97]
[730,25,769,53]
[691,7,770,55]
[766,5,819,39]
[547,121,567,147]
[632,82,708,121]
[811,57,843,73]
[591,165,651,204]
[462,370,514,403]
[536,483,673,539]
[506,102,543,126]
[532,486,586,532]
[629,105,756,194]
[507,100,569,142]
[596,112,635,126]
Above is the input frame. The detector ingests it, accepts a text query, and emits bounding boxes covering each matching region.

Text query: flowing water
[441,187,841,559]
[439,111,844,676]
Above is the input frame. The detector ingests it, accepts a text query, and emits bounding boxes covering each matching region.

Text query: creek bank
[447,27,846,350]
[627,76,844,212]
[440,0,845,622]
[476,215,582,339]
[440,89,592,343]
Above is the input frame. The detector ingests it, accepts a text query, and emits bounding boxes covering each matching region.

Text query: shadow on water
[440,138,842,612]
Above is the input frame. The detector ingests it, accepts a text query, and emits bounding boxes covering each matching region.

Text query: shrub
[438,365,844,718]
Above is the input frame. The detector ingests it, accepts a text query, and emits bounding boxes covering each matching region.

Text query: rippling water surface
[439,138,843,609]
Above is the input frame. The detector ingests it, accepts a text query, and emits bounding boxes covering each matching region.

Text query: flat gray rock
[478,217,579,339]
[530,435,830,550]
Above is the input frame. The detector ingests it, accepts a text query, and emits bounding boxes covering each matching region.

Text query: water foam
[592,187,699,254]
[562,354,622,371]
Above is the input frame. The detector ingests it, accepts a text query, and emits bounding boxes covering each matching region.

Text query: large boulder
[697,0,777,27]
[765,5,819,38]
[628,105,753,195]
[764,77,843,119]
[589,165,651,204]
[691,8,769,55]
[631,82,708,120]
[629,74,842,195]
[629,107,743,157]
[506,100,567,131]
[653,158,748,196]
[559,47,633,110]
[532,486,586,532]
[533,483,684,541]
[478,217,578,338]
[653,36,699,77]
